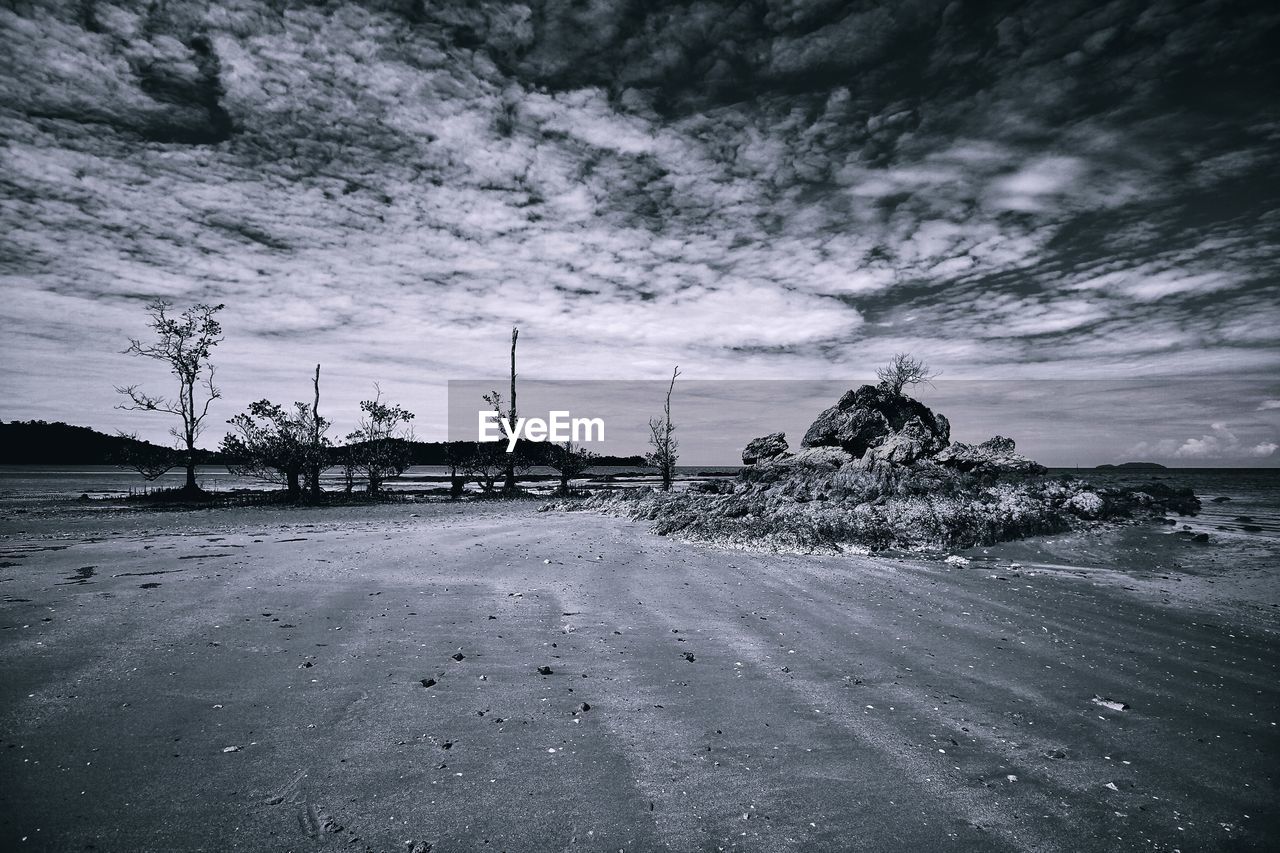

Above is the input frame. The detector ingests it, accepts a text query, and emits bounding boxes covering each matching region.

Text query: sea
[0,464,739,504]
[0,466,1275,537]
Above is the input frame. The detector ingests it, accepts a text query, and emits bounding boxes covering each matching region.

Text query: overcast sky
[2,0,1277,464]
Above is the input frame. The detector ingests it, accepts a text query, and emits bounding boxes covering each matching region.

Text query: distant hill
[0,420,647,468]
[1095,462,1169,470]
[0,420,221,465]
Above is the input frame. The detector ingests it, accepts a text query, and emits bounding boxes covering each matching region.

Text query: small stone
[451,652,465,662]
[420,678,437,688]
[538,665,554,675]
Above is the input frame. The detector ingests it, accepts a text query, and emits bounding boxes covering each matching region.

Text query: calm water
[1,466,1276,537]
[1051,468,1280,541]
[0,464,739,503]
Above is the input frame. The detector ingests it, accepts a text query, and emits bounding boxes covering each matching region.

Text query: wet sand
[1,502,1276,851]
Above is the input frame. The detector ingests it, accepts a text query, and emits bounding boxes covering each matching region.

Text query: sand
[1,501,1276,851]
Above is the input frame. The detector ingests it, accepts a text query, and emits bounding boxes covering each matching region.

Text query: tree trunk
[503,327,518,494]
[184,430,197,492]
[286,469,301,498]
[309,364,322,499]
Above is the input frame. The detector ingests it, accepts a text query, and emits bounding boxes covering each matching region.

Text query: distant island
[1095,462,1169,470]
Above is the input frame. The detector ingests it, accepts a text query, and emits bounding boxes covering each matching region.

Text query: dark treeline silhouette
[0,419,644,475]
[0,420,222,466]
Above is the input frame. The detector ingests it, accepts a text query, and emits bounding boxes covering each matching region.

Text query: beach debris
[537,665,554,675]
[222,746,240,753]
[420,678,437,688]
[944,555,969,566]
[299,661,313,669]
[682,652,696,662]
[1105,781,1120,791]
[406,843,433,853]
[451,651,466,662]
[574,702,591,714]
[1092,695,1130,712]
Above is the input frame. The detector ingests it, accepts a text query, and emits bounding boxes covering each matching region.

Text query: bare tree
[503,327,519,494]
[876,352,939,396]
[307,365,326,499]
[116,300,224,493]
[646,366,680,491]
[344,386,414,496]
[550,440,598,496]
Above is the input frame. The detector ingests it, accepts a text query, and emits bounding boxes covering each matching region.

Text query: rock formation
[934,435,1046,476]
[800,385,950,463]
[741,432,790,465]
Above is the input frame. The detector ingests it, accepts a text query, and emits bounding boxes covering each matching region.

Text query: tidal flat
[1,501,1276,851]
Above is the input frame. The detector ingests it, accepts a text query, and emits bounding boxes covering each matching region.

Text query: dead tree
[116,300,224,493]
[502,327,519,494]
[307,365,325,499]
[646,366,681,491]
[876,352,939,396]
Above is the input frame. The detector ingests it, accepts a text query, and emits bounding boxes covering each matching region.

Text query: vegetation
[116,300,225,493]
[876,352,938,396]
[646,366,680,491]
[220,394,331,499]
[343,388,415,496]
[549,440,599,496]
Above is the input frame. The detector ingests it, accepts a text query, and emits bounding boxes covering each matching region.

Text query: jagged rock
[801,385,950,460]
[742,432,790,465]
[865,418,944,465]
[936,435,1046,476]
[741,447,853,486]
[979,435,1015,454]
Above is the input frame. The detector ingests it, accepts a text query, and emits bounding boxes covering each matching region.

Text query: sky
[1,0,1278,464]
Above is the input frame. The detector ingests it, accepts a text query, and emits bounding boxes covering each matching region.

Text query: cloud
[1259,400,1280,411]
[1,0,1278,448]
[1127,422,1279,461]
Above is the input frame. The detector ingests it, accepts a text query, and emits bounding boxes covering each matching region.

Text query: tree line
[114,300,679,500]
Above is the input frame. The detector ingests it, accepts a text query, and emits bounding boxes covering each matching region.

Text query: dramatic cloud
[1,0,1278,455]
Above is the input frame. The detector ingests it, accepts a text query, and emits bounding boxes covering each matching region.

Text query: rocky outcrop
[552,383,1199,554]
[742,432,790,465]
[801,385,949,460]
[935,436,1046,476]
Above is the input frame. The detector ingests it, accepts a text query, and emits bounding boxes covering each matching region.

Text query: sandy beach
[1,501,1275,851]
